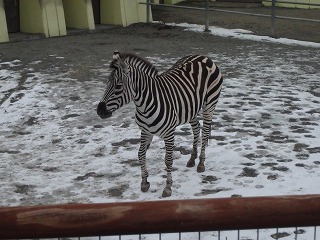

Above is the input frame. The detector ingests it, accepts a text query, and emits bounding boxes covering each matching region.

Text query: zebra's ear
[113,50,120,59]
[112,59,129,85]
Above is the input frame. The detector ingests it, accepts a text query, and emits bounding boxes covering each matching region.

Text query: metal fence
[1,194,320,239]
[142,0,320,36]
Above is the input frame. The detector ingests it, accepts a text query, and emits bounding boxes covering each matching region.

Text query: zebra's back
[135,55,223,136]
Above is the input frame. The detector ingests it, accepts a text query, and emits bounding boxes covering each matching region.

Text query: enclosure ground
[0,1,319,210]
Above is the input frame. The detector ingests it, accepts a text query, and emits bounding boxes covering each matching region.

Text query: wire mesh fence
[67,227,318,240]
[141,0,320,36]
[41,227,318,239]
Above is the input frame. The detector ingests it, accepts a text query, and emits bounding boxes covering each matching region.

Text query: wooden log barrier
[0,194,320,239]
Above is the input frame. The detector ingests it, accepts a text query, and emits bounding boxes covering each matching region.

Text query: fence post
[204,0,210,32]
[271,0,276,36]
[146,0,151,23]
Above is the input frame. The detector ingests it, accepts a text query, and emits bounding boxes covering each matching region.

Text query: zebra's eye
[115,84,123,90]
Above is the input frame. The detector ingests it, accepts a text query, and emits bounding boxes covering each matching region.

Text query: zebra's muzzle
[97,102,112,119]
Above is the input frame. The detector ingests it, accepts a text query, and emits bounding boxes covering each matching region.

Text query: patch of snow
[166,22,320,48]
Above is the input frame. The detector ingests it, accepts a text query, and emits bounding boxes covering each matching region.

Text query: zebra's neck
[129,72,157,114]
[122,54,159,112]
[122,53,158,78]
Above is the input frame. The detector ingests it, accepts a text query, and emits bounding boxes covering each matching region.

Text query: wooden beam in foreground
[1,194,320,239]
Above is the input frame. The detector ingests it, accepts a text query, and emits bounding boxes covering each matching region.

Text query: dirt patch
[239,167,259,177]
[14,184,36,195]
[108,184,130,198]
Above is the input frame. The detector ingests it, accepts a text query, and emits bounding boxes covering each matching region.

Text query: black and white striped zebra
[97,51,223,197]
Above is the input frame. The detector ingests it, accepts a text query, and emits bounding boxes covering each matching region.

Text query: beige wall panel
[63,0,95,30]
[85,0,95,29]
[101,0,126,26]
[43,0,59,37]
[56,0,67,34]
[139,0,153,22]
[123,0,139,26]
[0,0,9,43]
[101,0,150,26]
[263,0,320,8]
[20,0,66,37]
[164,0,184,4]
[309,0,320,9]
[20,0,44,34]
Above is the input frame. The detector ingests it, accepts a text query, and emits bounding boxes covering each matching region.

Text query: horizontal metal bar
[214,8,320,23]
[1,194,320,239]
[274,14,320,22]
[140,2,320,23]
[210,7,272,18]
[140,2,207,11]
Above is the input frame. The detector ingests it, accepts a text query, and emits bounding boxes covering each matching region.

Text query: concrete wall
[101,0,151,27]
[0,0,9,43]
[150,0,184,4]
[19,0,66,37]
[63,0,95,30]
[263,0,320,9]
[164,0,184,4]
[0,0,152,43]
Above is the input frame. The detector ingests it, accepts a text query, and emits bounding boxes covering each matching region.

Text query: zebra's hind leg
[162,132,175,197]
[139,130,153,192]
[198,109,214,173]
[186,118,200,168]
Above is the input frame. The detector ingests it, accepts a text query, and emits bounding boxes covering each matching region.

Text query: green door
[92,0,100,24]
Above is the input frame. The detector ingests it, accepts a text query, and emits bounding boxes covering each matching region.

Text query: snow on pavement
[1,46,319,207]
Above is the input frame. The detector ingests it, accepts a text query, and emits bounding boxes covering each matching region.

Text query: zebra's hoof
[162,187,172,198]
[197,164,205,173]
[141,181,150,192]
[186,159,195,168]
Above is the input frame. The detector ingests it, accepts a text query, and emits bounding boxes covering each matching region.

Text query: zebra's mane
[110,52,159,77]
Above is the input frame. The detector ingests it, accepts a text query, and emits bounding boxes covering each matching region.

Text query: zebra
[97,51,223,197]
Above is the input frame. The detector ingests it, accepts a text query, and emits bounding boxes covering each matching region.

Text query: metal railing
[0,194,320,239]
[143,0,320,37]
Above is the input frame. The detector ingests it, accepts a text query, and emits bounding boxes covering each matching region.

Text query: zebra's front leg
[139,130,153,192]
[162,132,175,197]
[186,119,200,168]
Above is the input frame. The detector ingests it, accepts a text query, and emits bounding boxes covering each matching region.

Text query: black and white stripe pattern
[97,51,223,197]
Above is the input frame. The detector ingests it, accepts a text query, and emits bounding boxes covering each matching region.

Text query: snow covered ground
[0,23,320,239]
[167,22,320,48]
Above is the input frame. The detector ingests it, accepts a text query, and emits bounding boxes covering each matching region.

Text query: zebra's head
[97,51,131,119]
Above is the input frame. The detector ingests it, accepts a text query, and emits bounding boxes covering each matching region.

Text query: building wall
[0,0,151,43]
[63,0,95,30]
[164,0,184,4]
[263,0,320,9]
[0,0,9,42]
